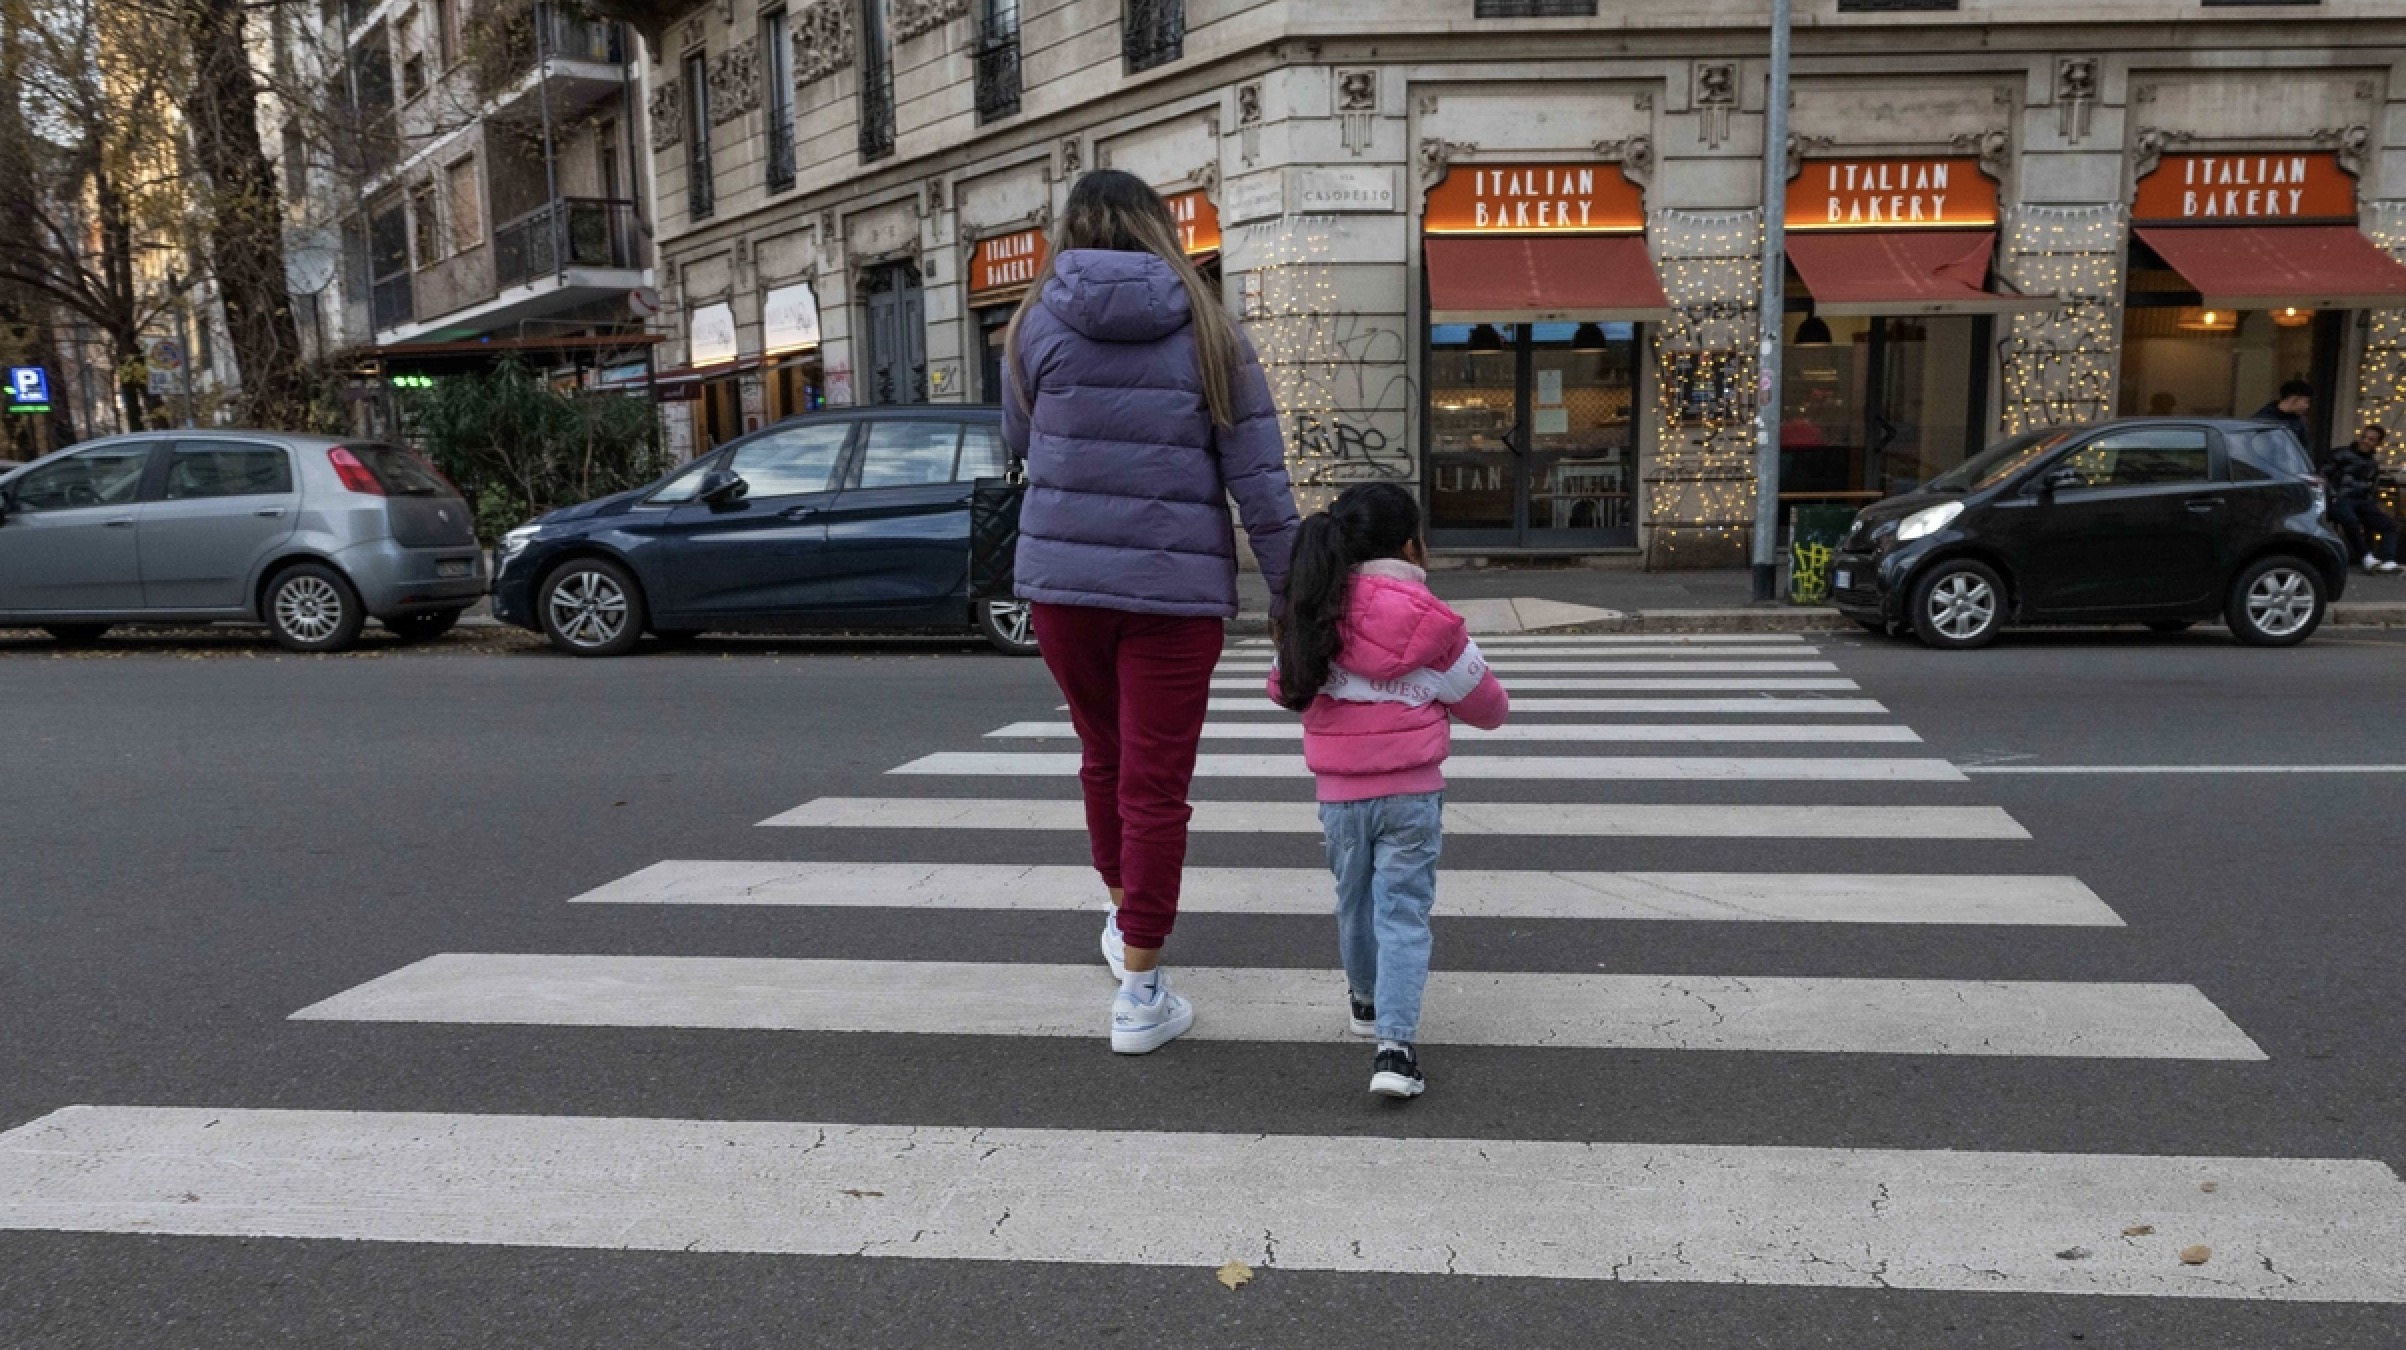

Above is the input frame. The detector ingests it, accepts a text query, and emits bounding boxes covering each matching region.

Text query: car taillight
[327,446,386,495]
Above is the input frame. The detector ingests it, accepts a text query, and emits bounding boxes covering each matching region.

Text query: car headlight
[2308,481,2327,515]
[1893,501,1965,543]
[500,524,541,560]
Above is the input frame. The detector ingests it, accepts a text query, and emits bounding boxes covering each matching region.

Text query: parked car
[1831,417,2349,649]
[490,405,1038,657]
[0,432,486,651]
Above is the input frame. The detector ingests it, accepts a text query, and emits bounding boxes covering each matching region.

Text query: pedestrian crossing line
[571,861,2122,926]
[988,721,1922,744]
[1215,660,1842,674]
[1236,633,1814,646]
[891,753,1968,783]
[759,798,2031,838]
[1212,678,1864,692]
[290,955,2260,1060]
[1223,647,1833,660]
[7,1106,2393,1299]
[1196,697,1893,715]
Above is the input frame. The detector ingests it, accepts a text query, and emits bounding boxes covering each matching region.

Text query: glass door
[1427,324,1521,544]
[1427,322,1640,549]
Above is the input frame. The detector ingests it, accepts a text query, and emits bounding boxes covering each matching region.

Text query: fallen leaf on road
[1216,1260,1253,1291]
[2055,1246,2092,1261]
[838,1189,883,1199]
[2122,1225,2154,1237]
[2179,1245,2212,1265]
[2200,1182,2218,1193]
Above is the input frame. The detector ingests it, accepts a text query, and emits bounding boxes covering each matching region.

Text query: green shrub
[403,361,670,540]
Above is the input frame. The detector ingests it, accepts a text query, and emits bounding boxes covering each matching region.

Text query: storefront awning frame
[1785,230,2052,317]
[2132,224,2406,311]
[1424,235,1671,324]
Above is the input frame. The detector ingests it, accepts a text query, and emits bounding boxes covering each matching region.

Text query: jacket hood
[1041,249,1193,343]
[1337,572,1468,681]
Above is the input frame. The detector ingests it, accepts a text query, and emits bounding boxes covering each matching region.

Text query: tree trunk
[179,0,305,427]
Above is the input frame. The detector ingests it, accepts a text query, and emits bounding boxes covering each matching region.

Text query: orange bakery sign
[1423,163,1646,235]
[1787,157,1998,230]
[1166,189,1221,255]
[2134,153,2356,224]
[969,227,1048,302]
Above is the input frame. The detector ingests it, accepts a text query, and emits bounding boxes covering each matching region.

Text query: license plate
[437,560,472,579]
[1834,569,1854,590]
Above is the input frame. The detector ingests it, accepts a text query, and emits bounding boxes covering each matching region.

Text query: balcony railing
[765,116,796,193]
[494,198,641,288]
[859,56,896,161]
[371,272,414,330]
[472,3,623,100]
[1123,0,1182,72]
[974,35,1020,121]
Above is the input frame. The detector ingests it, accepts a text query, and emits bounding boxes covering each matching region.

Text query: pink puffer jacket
[1266,560,1509,802]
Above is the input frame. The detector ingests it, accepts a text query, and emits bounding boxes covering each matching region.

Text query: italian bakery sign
[1423,163,1646,235]
[969,228,1048,301]
[2134,153,2356,224]
[1787,157,1998,230]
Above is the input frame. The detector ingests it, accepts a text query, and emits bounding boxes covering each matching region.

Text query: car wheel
[385,608,465,643]
[1909,560,2005,651]
[2227,557,2324,648]
[42,623,111,646]
[539,558,646,657]
[2145,619,2196,635]
[976,599,1040,656]
[266,563,366,653]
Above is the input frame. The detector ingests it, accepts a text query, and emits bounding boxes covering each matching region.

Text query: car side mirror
[2039,467,2081,497]
[697,468,748,506]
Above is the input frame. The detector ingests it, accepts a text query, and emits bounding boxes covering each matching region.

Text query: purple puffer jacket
[1002,248,1299,617]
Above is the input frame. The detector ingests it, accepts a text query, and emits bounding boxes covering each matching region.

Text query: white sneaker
[2380,561,2404,575]
[1100,910,1128,980]
[2364,554,2384,573]
[1110,976,1194,1055]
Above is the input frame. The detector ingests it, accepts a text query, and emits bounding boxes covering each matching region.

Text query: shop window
[1473,0,1595,13]
[1781,310,1986,500]
[1427,321,1639,546]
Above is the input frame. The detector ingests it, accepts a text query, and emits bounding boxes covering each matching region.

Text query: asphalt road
[3,622,2404,1348]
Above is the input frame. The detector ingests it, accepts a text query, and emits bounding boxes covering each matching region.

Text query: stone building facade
[637,0,2406,564]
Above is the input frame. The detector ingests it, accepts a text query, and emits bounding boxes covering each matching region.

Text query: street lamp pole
[1750,0,1793,603]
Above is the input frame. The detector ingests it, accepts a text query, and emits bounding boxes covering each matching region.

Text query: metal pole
[170,272,199,429]
[1750,0,1792,603]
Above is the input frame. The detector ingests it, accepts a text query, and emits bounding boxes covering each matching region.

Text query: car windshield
[1925,428,2074,493]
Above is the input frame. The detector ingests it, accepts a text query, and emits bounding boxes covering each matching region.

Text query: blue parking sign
[6,366,49,413]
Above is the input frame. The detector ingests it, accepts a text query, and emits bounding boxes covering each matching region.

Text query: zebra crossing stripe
[289,955,2259,1060]
[1236,634,1813,646]
[1213,679,1864,692]
[1215,660,1841,674]
[571,861,2122,926]
[759,798,2030,838]
[6,1106,2394,1299]
[1198,697,1893,714]
[891,753,1967,783]
[987,722,1922,744]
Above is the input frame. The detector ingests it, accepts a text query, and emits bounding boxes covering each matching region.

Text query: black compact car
[490,406,1035,656]
[1830,417,2349,649]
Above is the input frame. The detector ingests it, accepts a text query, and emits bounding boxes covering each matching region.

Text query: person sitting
[2328,424,2402,575]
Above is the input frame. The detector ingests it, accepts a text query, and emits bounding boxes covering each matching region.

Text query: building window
[281,122,308,199]
[684,49,714,219]
[859,0,895,161]
[1124,0,1181,71]
[975,0,1020,122]
[409,180,443,266]
[1473,0,1596,14]
[445,156,481,252]
[762,8,795,192]
[431,0,459,65]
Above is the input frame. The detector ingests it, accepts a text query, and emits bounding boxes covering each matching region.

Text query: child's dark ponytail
[1274,482,1422,712]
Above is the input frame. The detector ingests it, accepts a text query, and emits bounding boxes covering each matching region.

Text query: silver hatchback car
[0,431,487,652]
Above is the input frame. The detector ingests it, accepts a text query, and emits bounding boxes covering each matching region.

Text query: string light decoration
[2360,202,2406,483]
[1995,203,2126,434]
[1233,214,1359,514]
[1647,209,1764,567]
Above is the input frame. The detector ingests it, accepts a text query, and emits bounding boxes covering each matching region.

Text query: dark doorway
[861,260,927,405]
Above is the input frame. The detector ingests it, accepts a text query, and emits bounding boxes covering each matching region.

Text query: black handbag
[968,457,1024,602]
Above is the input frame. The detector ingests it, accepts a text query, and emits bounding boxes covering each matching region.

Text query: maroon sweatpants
[1030,602,1224,950]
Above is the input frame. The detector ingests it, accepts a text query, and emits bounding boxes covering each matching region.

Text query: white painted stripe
[292,955,2257,1060]
[1965,765,2406,776]
[893,752,1967,783]
[9,1107,2396,1299]
[759,798,2031,838]
[1237,633,1812,646]
[573,861,2122,927]
[1238,647,1831,659]
[1213,678,1863,692]
[1201,697,1892,715]
[989,721,1922,744]
[1217,660,1840,673]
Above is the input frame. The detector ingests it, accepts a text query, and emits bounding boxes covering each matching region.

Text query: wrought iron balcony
[1123,0,1182,73]
[974,34,1020,122]
[859,57,896,161]
[494,198,642,289]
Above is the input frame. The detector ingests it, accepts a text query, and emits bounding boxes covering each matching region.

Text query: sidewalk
[1231,564,2406,635]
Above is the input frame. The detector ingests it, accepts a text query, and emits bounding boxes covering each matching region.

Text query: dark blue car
[490,406,1036,656]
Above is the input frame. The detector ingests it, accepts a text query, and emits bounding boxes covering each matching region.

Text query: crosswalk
[5,630,2404,1306]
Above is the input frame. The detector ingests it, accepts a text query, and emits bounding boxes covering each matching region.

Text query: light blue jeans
[1319,791,1444,1043]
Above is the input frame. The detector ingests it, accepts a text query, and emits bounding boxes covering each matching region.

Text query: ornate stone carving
[1059,136,1082,178]
[1785,133,1834,180]
[1950,126,2012,180]
[682,17,705,49]
[892,0,965,43]
[2131,126,2193,181]
[1236,82,1263,165]
[1417,137,1476,187]
[2314,123,2372,177]
[793,0,854,85]
[920,177,945,216]
[1596,135,1655,188]
[647,77,684,152]
[1336,67,1377,158]
[2056,57,2098,143]
[707,38,760,124]
[1693,61,1736,149]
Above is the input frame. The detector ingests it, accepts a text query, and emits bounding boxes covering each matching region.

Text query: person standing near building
[2253,379,2314,446]
[2328,424,2403,574]
[1002,169,1301,1055]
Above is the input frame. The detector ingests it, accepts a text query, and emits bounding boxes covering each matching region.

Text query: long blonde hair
[1003,169,1242,428]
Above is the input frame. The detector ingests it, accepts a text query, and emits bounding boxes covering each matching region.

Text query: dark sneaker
[1370,1045,1425,1099]
[1347,994,1376,1038]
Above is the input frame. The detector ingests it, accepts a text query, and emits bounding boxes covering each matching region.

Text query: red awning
[1425,235,1669,323]
[2135,225,2406,310]
[1786,231,2041,316]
